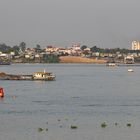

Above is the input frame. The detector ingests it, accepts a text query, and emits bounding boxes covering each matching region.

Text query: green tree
[19,42,26,52]
[81,45,87,50]
[0,43,11,53]
[35,44,42,53]
[12,45,20,55]
[36,44,41,50]
[90,46,99,52]
[43,54,59,63]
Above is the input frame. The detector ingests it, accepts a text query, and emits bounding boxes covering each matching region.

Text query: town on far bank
[0,41,140,64]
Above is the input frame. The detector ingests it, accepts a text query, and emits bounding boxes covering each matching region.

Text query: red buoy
[0,87,4,98]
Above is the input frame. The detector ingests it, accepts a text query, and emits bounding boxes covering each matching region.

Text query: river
[0,64,140,140]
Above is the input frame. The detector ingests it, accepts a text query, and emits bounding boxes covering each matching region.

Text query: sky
[0,0,140,48]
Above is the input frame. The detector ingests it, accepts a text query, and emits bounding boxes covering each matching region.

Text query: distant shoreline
[59,56,107,64]
[9,56,140,65]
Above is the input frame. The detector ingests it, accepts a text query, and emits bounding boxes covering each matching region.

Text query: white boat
[33,71,55,80]
[128,68,134,72]
[106,63,117,66]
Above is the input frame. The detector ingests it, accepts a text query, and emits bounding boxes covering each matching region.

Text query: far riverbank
[59,56,107,63]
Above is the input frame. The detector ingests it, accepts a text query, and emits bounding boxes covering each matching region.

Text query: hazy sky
[0,0,140,48]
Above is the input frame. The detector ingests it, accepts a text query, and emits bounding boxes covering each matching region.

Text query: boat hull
[33,76,55,81]
[0,73,55,81]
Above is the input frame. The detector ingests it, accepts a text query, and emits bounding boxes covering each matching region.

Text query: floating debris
[115,123,118,126]
[59,125,63,128]
[101,122,107,128]
[70,125,78,129]
[127,123,131,127]
[38,128,44,132]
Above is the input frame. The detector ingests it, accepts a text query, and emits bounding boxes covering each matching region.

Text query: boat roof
[34,72,52,74]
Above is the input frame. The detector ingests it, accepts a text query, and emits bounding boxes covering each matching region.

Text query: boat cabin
[33,72,52,78]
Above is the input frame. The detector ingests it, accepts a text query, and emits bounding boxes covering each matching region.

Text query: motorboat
[128,68,134,72]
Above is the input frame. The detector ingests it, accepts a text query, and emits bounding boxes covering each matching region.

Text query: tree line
[0,42,139,55]
[0,42,42,54]
[81,45,140,54]
[0,42,26,54]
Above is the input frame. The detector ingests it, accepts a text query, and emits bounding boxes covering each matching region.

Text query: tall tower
[132,41,140,50]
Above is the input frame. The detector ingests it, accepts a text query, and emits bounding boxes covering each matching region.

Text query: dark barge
[0,71,55,81]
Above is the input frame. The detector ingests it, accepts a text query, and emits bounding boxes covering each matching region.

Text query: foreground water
[0,64,140,140]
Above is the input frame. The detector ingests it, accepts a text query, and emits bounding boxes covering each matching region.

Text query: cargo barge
[0,71,55,81]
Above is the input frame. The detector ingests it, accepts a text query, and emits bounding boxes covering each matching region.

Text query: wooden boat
[0,71,55,81]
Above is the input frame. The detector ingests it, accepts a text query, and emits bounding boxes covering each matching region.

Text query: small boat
[128,68,134,72]
[106,63,117,67]
[33,71,55,81]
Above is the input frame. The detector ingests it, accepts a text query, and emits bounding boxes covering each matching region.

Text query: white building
[132,41,140,50]
[72,43,81,51]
